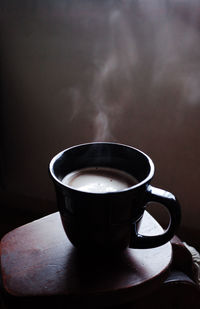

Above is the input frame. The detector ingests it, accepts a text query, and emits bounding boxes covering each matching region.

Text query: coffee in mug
[62,167,138,193]
[49,142,181,251]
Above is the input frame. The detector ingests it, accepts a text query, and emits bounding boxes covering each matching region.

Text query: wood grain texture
[0,211,172,307]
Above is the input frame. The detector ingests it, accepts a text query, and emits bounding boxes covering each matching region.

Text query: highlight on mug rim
[49,142,155,194]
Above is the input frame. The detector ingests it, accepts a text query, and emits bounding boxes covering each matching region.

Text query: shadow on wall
[0,0,200,247]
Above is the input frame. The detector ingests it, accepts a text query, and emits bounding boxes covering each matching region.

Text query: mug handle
[130,185,181,249]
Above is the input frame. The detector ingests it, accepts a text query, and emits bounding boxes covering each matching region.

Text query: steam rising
[90,8,139,141]
[67,0,200,141]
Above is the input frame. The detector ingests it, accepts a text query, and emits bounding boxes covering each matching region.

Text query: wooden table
[0,211,172,308]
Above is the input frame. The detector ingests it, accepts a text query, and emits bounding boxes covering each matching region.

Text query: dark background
[0,0,200,250]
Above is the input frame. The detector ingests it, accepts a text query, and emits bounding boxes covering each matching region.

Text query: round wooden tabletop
[0,211,172,307]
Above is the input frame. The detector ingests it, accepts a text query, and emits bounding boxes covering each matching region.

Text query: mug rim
[49,142,155,194]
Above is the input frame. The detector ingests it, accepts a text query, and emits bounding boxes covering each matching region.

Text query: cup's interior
[50,143,154,187]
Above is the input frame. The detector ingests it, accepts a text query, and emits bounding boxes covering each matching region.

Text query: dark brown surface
[0,211,172,307]
[118,271,200,309]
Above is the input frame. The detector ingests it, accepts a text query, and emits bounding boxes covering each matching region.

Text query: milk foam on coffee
[62,167,138,193]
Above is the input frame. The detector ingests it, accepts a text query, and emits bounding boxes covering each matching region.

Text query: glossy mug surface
[49,142,181,251]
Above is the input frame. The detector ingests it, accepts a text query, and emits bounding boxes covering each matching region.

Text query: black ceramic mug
[49,142,181,251]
